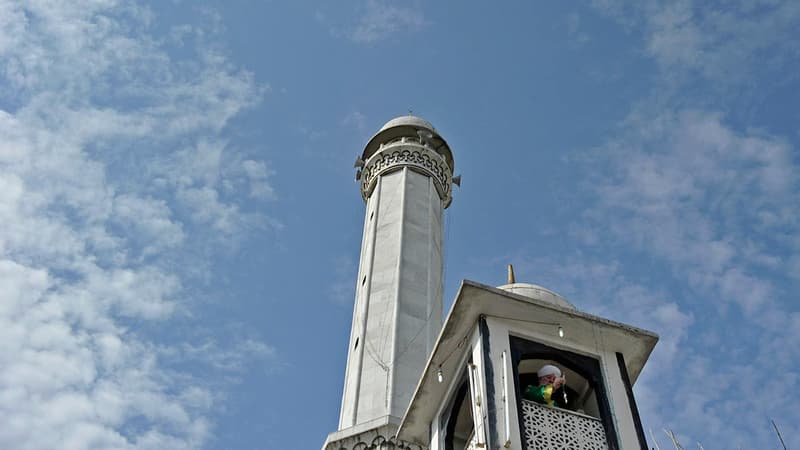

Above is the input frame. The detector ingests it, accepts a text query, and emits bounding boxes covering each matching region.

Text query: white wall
[340,165,445,428]
[477,316,643,449]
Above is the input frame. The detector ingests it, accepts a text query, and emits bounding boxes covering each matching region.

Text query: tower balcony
[521,400,608,450]
[358,135,455,207]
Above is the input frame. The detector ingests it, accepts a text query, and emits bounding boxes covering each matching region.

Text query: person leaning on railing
[522,365,565,407]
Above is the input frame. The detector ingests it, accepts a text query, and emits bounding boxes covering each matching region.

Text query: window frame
[509,335,619,450]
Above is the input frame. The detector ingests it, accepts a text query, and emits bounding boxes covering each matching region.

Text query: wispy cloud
[0,1,273,448]
[566,13,590,46]
[329,254,357,306]
[551,2,800,446]
[591,0,800,86]
[351,0,426,44]
[342,111,367,133]
[316,0,427,44]
[497,254,694,443]
[569,105,800,448]
[166,338,277,374]
[584,109,796,314]
[342,110,369,142]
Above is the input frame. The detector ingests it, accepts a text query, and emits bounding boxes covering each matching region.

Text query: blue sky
[1,1,798,449]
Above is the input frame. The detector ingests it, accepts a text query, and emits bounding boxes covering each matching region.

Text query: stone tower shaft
[338,116,455,431]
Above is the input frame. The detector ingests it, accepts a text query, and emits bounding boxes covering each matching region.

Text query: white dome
[361,115,454,172]
[496,283,576,309]
[378,115,436,133]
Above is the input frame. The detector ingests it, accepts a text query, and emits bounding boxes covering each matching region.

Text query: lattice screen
[521,399,608,450]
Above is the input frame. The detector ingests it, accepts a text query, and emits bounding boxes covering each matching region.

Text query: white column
[338,134,452,430]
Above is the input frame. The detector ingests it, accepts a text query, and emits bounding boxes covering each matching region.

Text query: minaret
[325,116,456,448]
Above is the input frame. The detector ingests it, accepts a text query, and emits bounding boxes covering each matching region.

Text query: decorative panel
[360,139,453,206]
[325,434,424,450]
[521,399,608,450]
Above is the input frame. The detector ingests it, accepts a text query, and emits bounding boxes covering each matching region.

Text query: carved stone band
[360,141,453,208]
[325,434,424,450]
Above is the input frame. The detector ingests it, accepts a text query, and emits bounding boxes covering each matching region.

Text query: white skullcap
[537,364,562,378]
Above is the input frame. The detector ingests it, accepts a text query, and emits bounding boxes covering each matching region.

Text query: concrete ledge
[323,416,424,450]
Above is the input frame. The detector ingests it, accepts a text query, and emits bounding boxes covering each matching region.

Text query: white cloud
[146,138,279,239]
[171,338,277,373]
[566,107,800,447]
[240,159,276,200]
[351,0,426,43]
[566,13,590,45]
[112,195,185,256]
[0,259,212,449]
[317,0,427,44]
[510,258,692,368]
[0,1,274,448]
[329,254,357,306]
[560,2,800,446]
[591,0,800,85]
[504,255,695,440]
[585,110,797,315]
[342,110,367,133]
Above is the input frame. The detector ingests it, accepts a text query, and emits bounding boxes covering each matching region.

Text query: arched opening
[443,381,470,450]
[442,365,477,450]
[518,358,600,417]
[510,336,619,450]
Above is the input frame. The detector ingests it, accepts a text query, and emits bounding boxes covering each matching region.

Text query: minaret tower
[325,116,456,448]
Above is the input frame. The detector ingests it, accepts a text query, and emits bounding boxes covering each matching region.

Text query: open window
[510,336,619,450]
[441,358,487,450]
[518,358,600,417]
[442,378,472,450]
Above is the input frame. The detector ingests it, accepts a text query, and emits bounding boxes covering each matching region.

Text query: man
[523,364,565,407]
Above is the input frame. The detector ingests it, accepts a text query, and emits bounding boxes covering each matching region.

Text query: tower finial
[507,264,516,284]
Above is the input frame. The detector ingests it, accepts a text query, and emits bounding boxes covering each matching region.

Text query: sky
[0,0,798,449]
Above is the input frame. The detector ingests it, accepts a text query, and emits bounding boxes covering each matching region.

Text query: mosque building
[323,116,658,450]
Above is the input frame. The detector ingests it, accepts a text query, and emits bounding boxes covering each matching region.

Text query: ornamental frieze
[359,142,453,207]
[325,434,425,450]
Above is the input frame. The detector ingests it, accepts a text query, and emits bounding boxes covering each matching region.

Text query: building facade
[324,116,456,449]
[324,116,657,450]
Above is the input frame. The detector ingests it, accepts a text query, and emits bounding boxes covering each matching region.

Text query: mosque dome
[378,115,436,133]
[497,282,576,309]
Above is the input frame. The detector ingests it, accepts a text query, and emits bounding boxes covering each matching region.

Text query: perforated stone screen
[521,399,608,450]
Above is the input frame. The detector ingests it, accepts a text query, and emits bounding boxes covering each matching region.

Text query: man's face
[539,374,557,386]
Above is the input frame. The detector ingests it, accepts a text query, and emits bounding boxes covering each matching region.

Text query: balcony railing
[521,399,608,450]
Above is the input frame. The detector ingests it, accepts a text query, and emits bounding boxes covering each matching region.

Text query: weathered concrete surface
[336,116,454,436]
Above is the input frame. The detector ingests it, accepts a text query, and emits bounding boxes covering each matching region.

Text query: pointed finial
[507,264,515,284]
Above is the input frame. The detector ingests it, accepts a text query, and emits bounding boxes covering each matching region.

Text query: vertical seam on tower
[427,177,434,356]
[350,175,382,426]
[339,192,368,429]
[342,184,372,426]
[387,166,408,415]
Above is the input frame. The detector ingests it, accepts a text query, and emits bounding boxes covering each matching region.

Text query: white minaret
[325,116,456,448]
